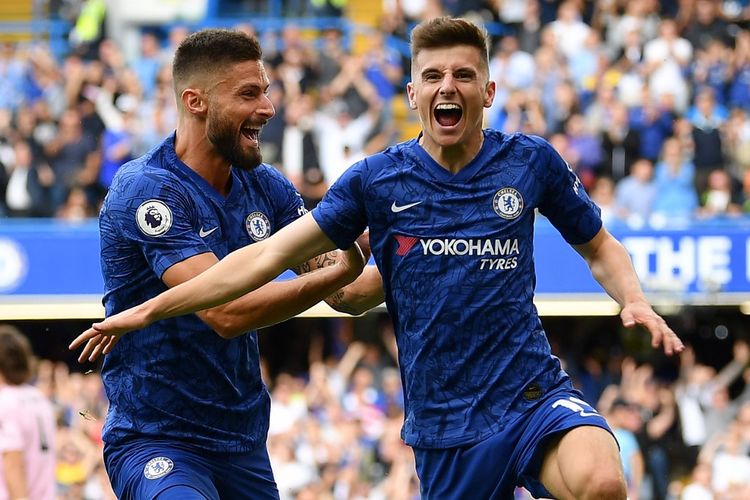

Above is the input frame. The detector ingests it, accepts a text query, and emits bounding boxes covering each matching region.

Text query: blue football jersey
[313,130,602,449]
[100,133,306,453]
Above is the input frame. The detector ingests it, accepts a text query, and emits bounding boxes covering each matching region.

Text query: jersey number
[551,396,599,417]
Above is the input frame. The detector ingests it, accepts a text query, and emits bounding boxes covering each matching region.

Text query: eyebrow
[420,66,478,77]
[235,82,268,94]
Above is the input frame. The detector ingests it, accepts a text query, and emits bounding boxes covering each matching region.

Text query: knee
[580,474,627,500]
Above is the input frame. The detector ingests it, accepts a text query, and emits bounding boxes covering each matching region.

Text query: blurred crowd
[9,312,750,500]
[3,0,750,499]
[2,0,750,223]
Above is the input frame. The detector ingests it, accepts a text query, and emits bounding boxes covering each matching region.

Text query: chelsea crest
[246,212,271,241]
[493,187,524,220]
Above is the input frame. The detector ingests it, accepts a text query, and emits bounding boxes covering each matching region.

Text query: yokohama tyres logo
[393,235,520,257]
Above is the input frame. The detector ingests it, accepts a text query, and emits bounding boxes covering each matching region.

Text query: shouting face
[205,60,275,171]
[407,44,495,158]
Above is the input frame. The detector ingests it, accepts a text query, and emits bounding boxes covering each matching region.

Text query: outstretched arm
[573,227,684,356]
[70,213,365,358]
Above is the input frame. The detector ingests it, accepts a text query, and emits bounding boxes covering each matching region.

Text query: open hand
[620,301,684,356]
[68,305,151,363]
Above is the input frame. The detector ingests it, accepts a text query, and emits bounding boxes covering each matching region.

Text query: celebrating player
[75,28,378,500]
[72,18,683,499]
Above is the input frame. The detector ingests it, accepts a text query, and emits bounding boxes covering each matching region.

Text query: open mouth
[241,126,260,145]
[434,103,463,127]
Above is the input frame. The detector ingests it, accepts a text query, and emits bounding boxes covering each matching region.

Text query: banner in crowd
[0,218,749,318]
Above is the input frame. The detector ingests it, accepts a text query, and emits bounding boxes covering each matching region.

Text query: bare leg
[539,426,626,500]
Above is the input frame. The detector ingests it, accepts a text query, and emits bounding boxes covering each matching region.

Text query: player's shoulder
[360,138,416,171]
[239,163,297,196]
[108,140,180,196]
[242,162,289,183]
[485,129,552,153]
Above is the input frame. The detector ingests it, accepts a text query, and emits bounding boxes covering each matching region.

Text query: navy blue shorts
[413,387,615,499]
[104,439,279,499]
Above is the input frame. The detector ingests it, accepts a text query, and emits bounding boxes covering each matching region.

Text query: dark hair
[172,28,263,90]
[0,325,34,385]
[410,17,490,75]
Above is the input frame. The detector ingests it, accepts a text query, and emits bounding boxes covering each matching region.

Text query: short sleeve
[108,172,209,279]
[532,136,602,245]
[312,158,369,249]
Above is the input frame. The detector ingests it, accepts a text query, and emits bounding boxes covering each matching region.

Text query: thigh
[515,390,618,499]
[539,425,623,499]
[213,446,279,500]
[105,441,220,500]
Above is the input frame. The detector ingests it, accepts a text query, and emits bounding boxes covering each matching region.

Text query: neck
[174,120,232,196]
[419,130,484,174]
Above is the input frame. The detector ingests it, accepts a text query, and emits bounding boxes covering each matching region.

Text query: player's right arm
[70,213,366,360]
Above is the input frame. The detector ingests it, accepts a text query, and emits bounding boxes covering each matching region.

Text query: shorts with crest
[104,438,278,499]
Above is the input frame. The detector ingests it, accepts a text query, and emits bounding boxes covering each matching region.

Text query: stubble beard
[206,110,263,171]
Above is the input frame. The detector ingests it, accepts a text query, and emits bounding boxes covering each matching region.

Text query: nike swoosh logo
[391,201,422,213]
[199,227,218,238]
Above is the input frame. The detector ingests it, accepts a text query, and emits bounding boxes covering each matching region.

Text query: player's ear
[406,82,417,110]
[181,88,208,116]
[483,79,496,109]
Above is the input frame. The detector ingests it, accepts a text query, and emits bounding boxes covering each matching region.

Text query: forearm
[203,261,362,337]
[3,450,28,499]
[583,235,647,307]
[141,240,281,323]
[325,265,384,315]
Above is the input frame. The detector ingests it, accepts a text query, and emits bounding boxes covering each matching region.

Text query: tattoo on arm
[325,289,359,315]
[292,251,339,275]
[314,251,339,269]
[292,251,359,313]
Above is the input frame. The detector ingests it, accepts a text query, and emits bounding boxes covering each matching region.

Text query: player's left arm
[573,226,684,356]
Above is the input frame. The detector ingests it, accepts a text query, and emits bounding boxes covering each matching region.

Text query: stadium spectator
[565,112,604,183]
[628,90,675,164]
[0,324,56,500]
[699,168,743,217]
[680,462,714,500]
[130,31,164,100]
[644,18,692,114]
[730,30,750,112]
[682,0,733,51]
[43,107,100,211]
[688,88,728,193]
[651,137,699,224]
[3,139,54,217]
[487,34,536,122]
[606,397,645,500]
[589,175,619,226]
[614,158,656,227]
[549,1,592,62]
[600,101,642,182]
